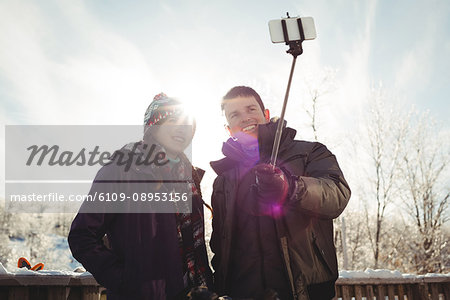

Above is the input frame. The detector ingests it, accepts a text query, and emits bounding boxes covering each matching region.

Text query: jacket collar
[210,119,297,175]
[194,167,205,182]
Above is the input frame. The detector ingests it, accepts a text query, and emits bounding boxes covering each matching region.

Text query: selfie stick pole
[269,19,304,169]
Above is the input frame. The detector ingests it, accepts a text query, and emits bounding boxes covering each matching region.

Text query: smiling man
[222,91,270,145]
[209,86,351,300]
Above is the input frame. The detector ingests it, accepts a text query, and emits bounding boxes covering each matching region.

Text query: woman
[68,93,213,299]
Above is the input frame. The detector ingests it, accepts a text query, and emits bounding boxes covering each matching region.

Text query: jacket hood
[210,119,297,175]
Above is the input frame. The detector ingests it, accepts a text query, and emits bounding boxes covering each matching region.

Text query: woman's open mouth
[172,136,186,143]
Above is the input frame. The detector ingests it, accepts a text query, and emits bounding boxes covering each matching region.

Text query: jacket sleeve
[68,166,125,293]
[289,142,351,219]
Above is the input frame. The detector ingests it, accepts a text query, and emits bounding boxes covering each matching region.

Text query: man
[210,86,351,300]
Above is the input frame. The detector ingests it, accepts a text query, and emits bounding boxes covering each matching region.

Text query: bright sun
[168,83,228,169]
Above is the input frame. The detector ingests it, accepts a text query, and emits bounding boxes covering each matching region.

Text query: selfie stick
[269,16,304,169]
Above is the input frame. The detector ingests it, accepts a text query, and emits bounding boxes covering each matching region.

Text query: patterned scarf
[169,160,208,289]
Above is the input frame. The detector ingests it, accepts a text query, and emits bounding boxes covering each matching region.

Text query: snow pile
[340,269,403,278]
[420,273,450,278]
[2,267,91,277]
[339,269,450,279]
[12,268,91,276]
[1,259,90,277]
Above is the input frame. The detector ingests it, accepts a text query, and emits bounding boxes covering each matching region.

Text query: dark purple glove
[253,163,290,204]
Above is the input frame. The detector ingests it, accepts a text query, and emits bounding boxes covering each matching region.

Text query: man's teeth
[173,136,185,143]
[243,125,256,132]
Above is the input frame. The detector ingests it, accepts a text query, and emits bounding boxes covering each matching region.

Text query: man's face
[223,96,269,143]
[152,115,194,159]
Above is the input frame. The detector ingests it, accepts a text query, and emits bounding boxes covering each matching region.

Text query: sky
[1,0,449,200]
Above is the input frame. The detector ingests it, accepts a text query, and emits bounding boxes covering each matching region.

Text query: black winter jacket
[68,141,213,300]
[210,120,351,300]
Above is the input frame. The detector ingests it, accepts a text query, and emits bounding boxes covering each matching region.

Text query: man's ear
[264,109,270,122]
[225,124,232,137]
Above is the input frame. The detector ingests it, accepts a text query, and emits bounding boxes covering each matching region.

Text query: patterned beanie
[143,93,183,127]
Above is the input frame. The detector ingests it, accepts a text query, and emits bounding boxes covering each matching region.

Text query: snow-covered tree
[400,111,449,273]
[363,87,409,269]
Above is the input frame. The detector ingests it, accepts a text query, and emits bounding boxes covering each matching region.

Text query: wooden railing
[334,276,450,300]
[0,273,449,299]
[0,274,105,300]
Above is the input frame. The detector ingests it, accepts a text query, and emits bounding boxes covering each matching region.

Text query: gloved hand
[253,163,290,204]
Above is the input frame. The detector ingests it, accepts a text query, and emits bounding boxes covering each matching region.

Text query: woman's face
[152,115,195,159]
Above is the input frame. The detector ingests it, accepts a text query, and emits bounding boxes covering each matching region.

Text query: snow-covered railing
[0,270,105,300]
[0,267,449,300]
[334,270,450,300]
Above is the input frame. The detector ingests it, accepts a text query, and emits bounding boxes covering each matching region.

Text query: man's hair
[221,86,265,113]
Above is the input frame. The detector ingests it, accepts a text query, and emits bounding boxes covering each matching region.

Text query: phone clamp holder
[286,40,303,58]
[281,15,304,58]
[269,13,306,168]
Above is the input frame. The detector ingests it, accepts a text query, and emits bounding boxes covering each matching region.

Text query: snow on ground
[13,268,91,276]
[0,261,91,276]
[339,269,450,279]
[45,233,82,271]
[5,233,82,272]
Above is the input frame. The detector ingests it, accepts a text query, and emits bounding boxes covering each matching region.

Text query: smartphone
[268,16,316,43]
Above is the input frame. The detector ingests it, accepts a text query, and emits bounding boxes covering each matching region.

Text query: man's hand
[253,164,290,204]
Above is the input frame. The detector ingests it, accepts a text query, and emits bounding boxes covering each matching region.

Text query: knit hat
[143,93,184,127]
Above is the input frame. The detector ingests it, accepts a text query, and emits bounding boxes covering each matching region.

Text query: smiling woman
[68,92,214,299]
[152,117,195,160]
[142,93,197,159]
